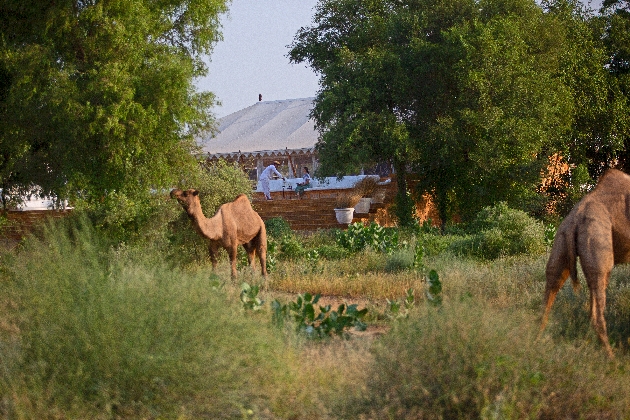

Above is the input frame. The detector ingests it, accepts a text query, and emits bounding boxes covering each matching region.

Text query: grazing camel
[541,169,630,357]
[171,189,267,279]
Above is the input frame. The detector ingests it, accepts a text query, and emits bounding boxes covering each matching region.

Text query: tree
[589,0,630,175]
[289,0,416,224]
[290,0,584,224]
[0,0,228,211]
[404,0,578,221]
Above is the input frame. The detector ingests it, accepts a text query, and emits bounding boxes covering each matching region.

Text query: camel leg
[540,268,570,335]
[228,245,238,279]
[208,244,218,271]
[587,272,614,358]
[256,236,267,278]
[242,242,256,271]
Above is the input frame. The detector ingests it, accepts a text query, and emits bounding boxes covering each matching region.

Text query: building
[198,97,319,180]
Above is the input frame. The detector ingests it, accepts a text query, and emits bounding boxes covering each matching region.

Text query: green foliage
[335,222,399,254]
[278,235,307,261]
[550,1,630,180]
[384,248,415,273]
[195,160,254,216]
[272,293,368,339]
[339,300,630,418]
[0,216,294,418]
[0,0,229,213]
[555,163,594,216]
[544,223,557,250]
[304,249,324,274]
[426,270,443,306]
[314,243,351,260]
[265,238,278,273]
[291,0,630,223]
[264,217,293,239]
[413,241,425,270]
[0,213,10,232]
[394,186,417,228]
[240,282,265,311]
[414,232,453,256]
[386,288,416,320]
[58,153,252,266]
[6,215,630,418]
[450,202,546,260]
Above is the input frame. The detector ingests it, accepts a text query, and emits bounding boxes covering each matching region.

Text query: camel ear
[192,190,199,196]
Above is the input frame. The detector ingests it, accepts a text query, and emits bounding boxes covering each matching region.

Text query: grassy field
[2,214,630,419]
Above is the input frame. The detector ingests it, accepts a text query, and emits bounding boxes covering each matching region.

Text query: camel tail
[548,221,580,291]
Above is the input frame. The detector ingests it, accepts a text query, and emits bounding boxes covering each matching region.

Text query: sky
[197,0,320,118]
[197,0,604,119]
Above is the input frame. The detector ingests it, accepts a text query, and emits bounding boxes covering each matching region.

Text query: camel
[541,169,630,357]
[171,189,267,279]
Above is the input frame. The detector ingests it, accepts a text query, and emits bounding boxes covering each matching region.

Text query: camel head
[170,188,200,210]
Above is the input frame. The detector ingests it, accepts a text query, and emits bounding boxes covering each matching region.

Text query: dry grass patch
[269,254,424,301]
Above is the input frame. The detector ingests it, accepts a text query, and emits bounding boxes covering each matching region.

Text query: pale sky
[197,0,320,118]
[197,0,604,119]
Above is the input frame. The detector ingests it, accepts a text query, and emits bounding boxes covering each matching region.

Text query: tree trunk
[393,159,415,227]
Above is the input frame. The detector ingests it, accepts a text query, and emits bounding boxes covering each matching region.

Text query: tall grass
[3,210,630,418]
[0,217,300,419]
[334,300,630,419]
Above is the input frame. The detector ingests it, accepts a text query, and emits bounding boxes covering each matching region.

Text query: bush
[315,243,351,260]
[352,176,379,198]
[0,217,295,418]
[335,300,630,418]
[278,235,306,261]
[384,249,415,273]
[80,159,253,266]
[450,202,545,260]
[336,222,399,254]
[265,217,293,239]
[415,232,452,256]
[164,160,254,265]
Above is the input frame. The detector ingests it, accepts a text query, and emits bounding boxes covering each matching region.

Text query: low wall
[1,210,72,242]
[256,175,383,193]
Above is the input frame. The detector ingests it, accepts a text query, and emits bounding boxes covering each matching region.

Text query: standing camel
[171,189,267,279]
[541,169,630,357]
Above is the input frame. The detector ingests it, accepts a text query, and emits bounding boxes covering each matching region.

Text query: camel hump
[594,169,630,194]
[232,194,254,208]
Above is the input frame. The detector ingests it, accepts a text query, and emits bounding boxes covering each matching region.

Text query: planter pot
[354,198,372,214]
[334,208,354,224]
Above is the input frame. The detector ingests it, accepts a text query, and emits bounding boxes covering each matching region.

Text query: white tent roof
[199,98,319,159]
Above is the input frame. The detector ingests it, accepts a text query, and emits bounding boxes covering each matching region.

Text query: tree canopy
[290,0,630,224]
[0,0,229,210]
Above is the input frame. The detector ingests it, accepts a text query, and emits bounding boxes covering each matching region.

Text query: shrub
[450,202,545,260]
[271,293,368,339]
[314,243,350,260]
[335,222,399,254]
[335,192,362,209]
[384,249,415,273]
[278,235,306,261]
[335,300,630,418]
[0,217,295,418]
[84,159,252,248]
[264,216,293,239]
[415,232,452,256]
[352,176,379,198]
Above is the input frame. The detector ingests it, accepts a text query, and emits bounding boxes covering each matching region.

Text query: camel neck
[187,202,222,241]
